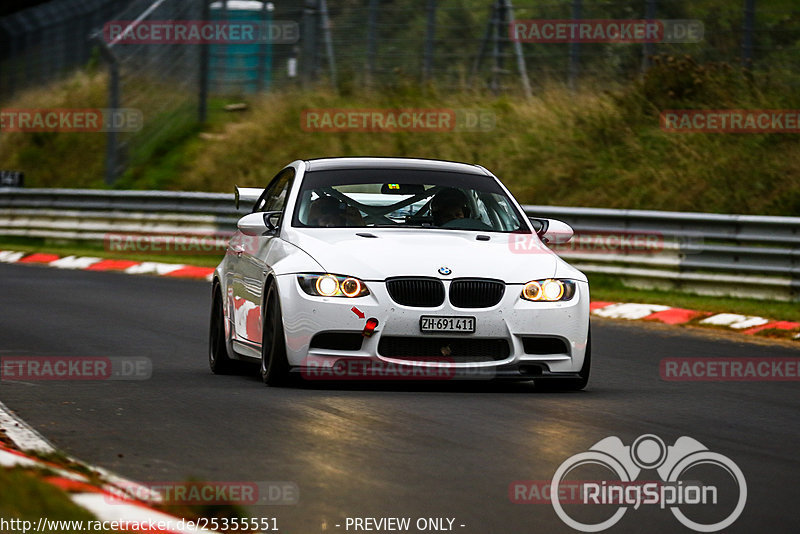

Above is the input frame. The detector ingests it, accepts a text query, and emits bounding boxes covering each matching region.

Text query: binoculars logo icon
[551,434,746,532]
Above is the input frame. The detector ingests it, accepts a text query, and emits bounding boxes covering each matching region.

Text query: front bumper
[276,274,590,380]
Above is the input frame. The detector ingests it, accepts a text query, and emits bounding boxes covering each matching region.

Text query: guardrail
[527,205,800,302]
[0,188,244,241]
[1,188,798,301]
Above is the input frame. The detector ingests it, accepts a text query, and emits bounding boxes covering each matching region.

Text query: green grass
[0,462,249,533]
[25,451,102,483]
[2,60,800,215]
[174,72,800,216]
[0,468,100,534]
[0,72,108,188]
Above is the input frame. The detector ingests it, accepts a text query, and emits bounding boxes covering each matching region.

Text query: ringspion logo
[551,435,746,532]
[510,480,667,504]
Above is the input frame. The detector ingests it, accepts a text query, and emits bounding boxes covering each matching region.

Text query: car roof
[304,157,490,176]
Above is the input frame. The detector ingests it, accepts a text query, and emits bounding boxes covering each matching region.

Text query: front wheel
[260,283,291,386]
[536,327,591,391]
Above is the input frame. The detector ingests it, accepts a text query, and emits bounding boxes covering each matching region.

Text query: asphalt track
[1,262,798,534]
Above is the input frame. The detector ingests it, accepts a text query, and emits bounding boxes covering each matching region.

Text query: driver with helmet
[430,188,470,226]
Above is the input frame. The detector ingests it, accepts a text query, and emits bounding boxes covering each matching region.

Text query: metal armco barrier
[1,188,798,301]
[527,205,800,302]
[0,189,243,241]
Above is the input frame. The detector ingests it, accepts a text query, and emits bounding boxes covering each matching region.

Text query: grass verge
[0,468,99,534]
[0,442,252,533]
[2,59,800,215]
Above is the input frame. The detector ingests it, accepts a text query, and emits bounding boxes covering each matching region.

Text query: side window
[254,168,295,213]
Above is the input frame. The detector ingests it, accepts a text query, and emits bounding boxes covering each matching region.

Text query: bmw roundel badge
[438,266,452,275]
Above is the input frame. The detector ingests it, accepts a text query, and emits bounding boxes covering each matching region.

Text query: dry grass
[2,64,799,215]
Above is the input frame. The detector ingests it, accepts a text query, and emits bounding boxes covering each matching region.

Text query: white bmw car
[209,157,591,389]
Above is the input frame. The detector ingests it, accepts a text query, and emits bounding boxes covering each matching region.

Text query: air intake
[386,277,445,307]
[449,278,505,308]
[378,336,510,361]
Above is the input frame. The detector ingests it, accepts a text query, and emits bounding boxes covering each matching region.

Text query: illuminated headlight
[521,279,575,302]
[298,274,370,298]
[340,277,363,297]
[317,275,339,296]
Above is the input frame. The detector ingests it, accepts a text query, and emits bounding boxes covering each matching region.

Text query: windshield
[292,169,528,233]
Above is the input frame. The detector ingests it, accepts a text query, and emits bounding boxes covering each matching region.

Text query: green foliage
[0,71,107,188]
[2,56,800,216]
[639,55,751,109]
[0,468,98,533]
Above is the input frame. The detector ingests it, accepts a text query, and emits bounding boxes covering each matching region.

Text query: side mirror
[237,211,282,236]
[529,217,573,244]
[528,217,548,234]
[234,185,265,210]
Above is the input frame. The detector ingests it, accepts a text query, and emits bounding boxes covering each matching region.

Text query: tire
[209,285,235,374]
[536,327,591,391]
[260,283,291,386]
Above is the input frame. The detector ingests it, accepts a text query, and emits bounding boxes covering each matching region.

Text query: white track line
[71,493,217,534]
[0,402,220,533]
[0,400,56,453]
[592,302,670,320]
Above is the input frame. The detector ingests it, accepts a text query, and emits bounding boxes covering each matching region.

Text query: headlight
[298,274,370,298]
[521,279,575,302]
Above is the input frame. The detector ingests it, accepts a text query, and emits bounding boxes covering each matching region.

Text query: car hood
[284,228,562,283]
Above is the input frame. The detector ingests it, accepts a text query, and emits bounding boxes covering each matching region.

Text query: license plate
[420,316,476,333]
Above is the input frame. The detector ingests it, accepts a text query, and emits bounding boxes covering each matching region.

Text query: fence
[6,0,797,98]
[2,0,790,98]
[0,0,128,98]
[91,0,205,184]
[2,1,799,182]
[0,188,797,301]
